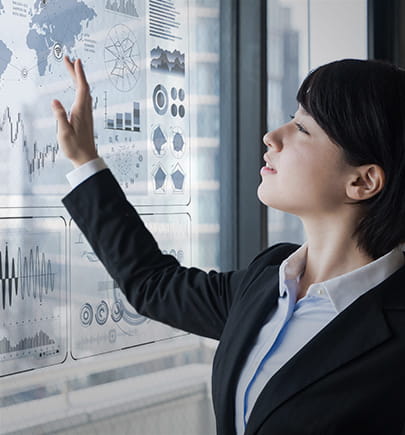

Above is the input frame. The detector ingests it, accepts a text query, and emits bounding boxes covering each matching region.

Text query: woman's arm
[53,57,247,339]
[63,168,246,339]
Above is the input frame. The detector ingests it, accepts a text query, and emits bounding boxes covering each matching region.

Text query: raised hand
[51,56,99,167]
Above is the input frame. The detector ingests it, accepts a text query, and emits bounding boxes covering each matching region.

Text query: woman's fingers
[64,56,90,92]
[51,99,71,133]
[52,56,98,166]
[63,56,76,82]
[69,58,91,109]
[74,58,89,89]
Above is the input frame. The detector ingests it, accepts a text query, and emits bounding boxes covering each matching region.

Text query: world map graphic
[0,0,96,78]
[0,0,11,79]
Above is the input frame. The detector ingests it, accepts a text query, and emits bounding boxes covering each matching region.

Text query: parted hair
[296,59,405,259]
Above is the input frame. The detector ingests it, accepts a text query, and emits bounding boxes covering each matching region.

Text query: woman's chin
[257,184,274,207]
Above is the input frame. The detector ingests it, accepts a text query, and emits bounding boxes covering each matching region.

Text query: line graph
[0,106,60,179]
[0,106,23,144]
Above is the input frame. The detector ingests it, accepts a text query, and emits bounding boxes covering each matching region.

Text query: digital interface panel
[0,217,66,377]
[0,0,192,376]
[0,0,190,207]
[70,213,190,359]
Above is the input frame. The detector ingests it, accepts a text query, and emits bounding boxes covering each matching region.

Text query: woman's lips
[261,155,277,174]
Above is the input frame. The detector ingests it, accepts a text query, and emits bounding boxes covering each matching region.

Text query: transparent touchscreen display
[0,0,189,207]
[70,213,190,359]
[0,217,66,376]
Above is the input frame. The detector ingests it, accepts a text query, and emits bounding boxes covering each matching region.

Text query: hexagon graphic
[171,164,185,191]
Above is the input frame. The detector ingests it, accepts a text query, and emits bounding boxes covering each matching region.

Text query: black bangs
[296,59,400,166]
[295,61,351,151]
[296,65,318,117]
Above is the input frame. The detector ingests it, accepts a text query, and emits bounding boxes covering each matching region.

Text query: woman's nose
[263,128,283,152]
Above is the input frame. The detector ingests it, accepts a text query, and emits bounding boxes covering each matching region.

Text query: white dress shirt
[65,158,405,435]
[66,157,107,188]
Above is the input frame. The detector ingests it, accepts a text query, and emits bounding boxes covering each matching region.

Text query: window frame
[220,0,268,270]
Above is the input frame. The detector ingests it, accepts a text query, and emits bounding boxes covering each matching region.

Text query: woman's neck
[297,214,374,299]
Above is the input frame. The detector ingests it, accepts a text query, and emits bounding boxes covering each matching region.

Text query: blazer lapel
[245,284,393,435]
[212,265,280,435]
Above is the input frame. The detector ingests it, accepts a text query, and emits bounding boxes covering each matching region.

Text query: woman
[52,57,405,434]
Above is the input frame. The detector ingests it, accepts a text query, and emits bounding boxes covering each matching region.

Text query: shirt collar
[278,243,307,297]
[279,243,405,313]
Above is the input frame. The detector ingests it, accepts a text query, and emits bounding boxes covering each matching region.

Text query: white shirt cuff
[66,157,108,189]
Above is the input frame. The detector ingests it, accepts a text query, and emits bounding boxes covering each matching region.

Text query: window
[266,0,367,247]
[0,1,222,433]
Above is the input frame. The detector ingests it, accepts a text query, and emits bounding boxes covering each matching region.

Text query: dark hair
[296,59,405,259]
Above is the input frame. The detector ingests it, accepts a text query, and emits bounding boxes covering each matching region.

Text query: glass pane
[0,1,220,433]
[266,0,367,246]
[309,0,367,68]
[267,0,308,245]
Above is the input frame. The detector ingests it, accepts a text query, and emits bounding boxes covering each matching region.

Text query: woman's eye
[290,115,309,135]
[289,115,309,135]
[296,123,309,134]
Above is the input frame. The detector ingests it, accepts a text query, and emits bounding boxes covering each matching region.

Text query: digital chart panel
[0,0,98,207]
[70,213,190,359]
[0,0,189,207]
[104,23,141,92]
[0,217,66,377]
[147,0,190,203]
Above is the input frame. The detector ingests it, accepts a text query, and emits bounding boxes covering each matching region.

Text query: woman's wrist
[71,152,99,168]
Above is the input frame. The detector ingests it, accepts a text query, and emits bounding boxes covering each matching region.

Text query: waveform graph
[0,217,66,377]
[70,215,190,359]
[150,46,185,75]
[1,244,55,310]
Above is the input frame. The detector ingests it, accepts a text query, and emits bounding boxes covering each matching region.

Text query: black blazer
[63,169,405,435]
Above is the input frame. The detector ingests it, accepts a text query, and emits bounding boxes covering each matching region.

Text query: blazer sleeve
[62,169,247,340]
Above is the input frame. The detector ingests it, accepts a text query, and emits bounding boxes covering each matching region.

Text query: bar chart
[106,102,141,132]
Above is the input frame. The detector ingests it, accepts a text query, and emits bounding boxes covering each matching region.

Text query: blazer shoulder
[250,242,301,267]
[381,262,405,310]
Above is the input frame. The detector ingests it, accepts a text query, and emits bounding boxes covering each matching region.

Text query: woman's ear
[346,164,385,201]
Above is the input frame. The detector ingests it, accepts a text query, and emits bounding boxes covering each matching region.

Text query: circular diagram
[111,300,124,323]
[112,287,147,327]
[80,303,93,327]
[104,24,141,92]
[95,300,109,325]
[153,84,169,115]
[53,42,63,61]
